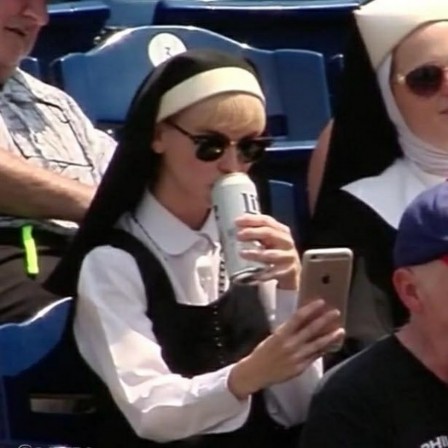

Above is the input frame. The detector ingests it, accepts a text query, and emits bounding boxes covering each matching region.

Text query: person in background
[300,181,448,447]
[0,0,115,323]
[306,0,448,362]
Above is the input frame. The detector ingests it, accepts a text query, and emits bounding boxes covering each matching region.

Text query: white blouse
[74,191,322,443]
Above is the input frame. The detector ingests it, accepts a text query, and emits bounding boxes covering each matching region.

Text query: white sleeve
[75,246,251,443]
[258,282,323,426]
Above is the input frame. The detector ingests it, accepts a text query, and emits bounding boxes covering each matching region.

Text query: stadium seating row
[38,0,361,76]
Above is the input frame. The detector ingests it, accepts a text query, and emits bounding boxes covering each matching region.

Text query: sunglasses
[396,64,448,97]
[166,121,271,163]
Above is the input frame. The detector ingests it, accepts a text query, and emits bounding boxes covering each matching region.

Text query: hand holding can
[212,173,269,284]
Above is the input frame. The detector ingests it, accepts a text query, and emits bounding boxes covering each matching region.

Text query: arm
[75,246,252,443]
[258,283,323,426]
[307,120,333,216]
[76,247,342,442]
[0,147,94,223]
[0,89,115,223]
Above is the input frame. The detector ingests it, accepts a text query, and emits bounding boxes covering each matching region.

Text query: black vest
[92,230,300,448]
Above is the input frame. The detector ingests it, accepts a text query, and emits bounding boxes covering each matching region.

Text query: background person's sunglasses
[396,64,448,97]
[166,121,271,163]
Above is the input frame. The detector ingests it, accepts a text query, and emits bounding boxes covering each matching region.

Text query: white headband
[156,67,265,122]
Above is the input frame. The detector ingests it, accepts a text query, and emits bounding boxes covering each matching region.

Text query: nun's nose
[217,146,245,174]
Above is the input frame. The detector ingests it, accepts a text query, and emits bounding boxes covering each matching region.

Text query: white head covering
[377,56,448,176]
[355,0,448,69]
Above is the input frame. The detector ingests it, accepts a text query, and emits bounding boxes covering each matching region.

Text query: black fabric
[90,229,299,448]
[306,15,405,363]
[46,50,263,299]
[313,17,401,208]
[300,335,448,447]
[0,228,70,323]
[306,190,407,367]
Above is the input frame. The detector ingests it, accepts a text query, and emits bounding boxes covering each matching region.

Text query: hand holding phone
[299,248,353,350]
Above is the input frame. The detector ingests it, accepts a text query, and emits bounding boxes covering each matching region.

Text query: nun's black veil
[309,14,403,240]
[47,49,266,297]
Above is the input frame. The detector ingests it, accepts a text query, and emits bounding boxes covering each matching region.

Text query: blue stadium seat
[153,0,361,58]
[0,298,97,447]
[269,180,301,244]
[51,25,328,232]
[50,25,330,153]
[327,53,345,108]
[19,57,42,79]
[31,0,110,78]
[104,0,159,26]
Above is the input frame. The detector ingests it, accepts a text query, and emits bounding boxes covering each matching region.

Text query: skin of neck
[152,179,210,231]
[397,321,448,384]
[0,63,16,84]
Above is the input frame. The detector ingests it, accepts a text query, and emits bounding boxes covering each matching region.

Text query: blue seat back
[327,53,345,108]
[50,25,330,143]
[0,298,98,446]
[19,57,42,79]
[269,180,300,244]
[32,0,110,78]
[153,0,359,57]
[105,0,159,26]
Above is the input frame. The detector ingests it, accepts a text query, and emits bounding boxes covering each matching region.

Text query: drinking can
[211,173,269,284]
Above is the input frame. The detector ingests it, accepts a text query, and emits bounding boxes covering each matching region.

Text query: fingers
[240,248,296,265]
[290,328,346,376]
[235,213,290,233]
[293,327,346,361]
[237,225,294,250]
[277,299,328,337]
[240,248,298,277]
[292,307,343,346]
[235,214,294,250]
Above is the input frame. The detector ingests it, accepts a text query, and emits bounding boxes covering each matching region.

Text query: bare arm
[307,120,334,216]
[0,148,94,223]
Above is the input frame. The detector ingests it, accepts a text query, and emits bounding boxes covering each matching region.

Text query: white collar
[342,158,444,229]
[133,190,219,255]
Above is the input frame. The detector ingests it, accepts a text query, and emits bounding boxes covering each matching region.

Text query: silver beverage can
[211,173,268,284]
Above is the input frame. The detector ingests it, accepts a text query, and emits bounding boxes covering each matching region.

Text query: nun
[46,50,344,447]
[306,0,448,361]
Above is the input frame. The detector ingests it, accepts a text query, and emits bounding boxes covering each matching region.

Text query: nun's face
[391,21,448,150]
[152,93,266,208]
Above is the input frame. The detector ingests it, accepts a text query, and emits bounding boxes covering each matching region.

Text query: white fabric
[342,158,443,229]
[355,0,448,69]
[75,191,321,442]
[156,67,265,122]
[377,56,448,177]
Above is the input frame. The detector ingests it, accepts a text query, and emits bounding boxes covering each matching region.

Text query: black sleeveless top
[91,229,300,448]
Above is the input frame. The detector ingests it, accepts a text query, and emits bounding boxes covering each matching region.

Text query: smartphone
[299,248,353,328]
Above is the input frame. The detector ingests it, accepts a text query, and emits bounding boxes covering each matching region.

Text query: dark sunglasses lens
[406,65,444,96]
[195,136,226,162]
[238,139,270,162]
